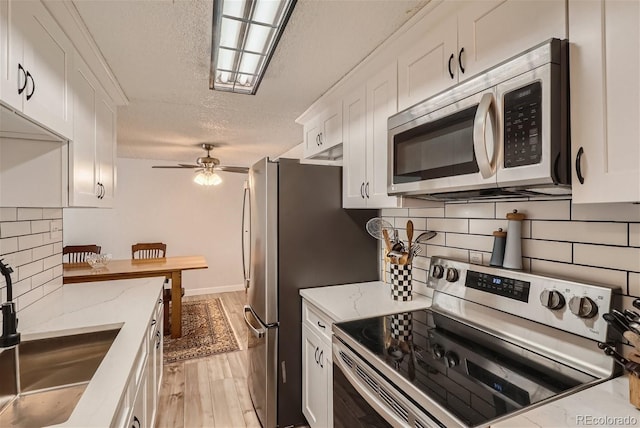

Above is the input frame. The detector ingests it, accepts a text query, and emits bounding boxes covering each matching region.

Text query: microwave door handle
[473,93,498,179]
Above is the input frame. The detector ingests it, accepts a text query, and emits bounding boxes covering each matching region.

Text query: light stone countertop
[301,281,639,427]
[299,281,432,322]
[16,277,164,427]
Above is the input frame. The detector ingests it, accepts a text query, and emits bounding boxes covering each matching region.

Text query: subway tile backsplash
[381,198,640,297]
[0,207,63,313]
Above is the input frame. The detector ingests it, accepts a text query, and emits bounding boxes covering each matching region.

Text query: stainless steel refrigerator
[242,157,378,428]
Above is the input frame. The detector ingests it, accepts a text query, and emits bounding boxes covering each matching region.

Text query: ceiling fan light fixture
[209,0,297,95]
[194,170,223,186]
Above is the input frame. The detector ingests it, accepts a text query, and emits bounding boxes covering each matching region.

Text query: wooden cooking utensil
[382,229,392,252]
[406,220,414,255]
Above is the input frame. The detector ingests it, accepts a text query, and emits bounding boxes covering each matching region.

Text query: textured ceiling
[73,0,428,167]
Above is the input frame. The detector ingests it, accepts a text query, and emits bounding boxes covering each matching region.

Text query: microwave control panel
[503,82,542,168]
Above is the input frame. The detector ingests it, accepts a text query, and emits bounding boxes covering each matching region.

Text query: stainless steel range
[332,256,619,427]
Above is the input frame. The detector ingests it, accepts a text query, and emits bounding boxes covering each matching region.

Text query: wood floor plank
[226,350,247,379]
[156,363,185,428]
[207,353,233,380]
[184,359,216,427]
[233,377,253,413]
[210,378,247,428]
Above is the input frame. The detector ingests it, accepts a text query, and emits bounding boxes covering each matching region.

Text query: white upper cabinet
[69,54,116,207]
[398,0,566,111]
[0,0,73,139]
[343,64,400,209]
[303,101,343,160]
[569,0,640,203]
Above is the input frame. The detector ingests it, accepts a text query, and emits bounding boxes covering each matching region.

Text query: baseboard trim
[184,284,245,296]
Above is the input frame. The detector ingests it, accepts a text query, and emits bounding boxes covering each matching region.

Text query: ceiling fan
[152,143,248,185]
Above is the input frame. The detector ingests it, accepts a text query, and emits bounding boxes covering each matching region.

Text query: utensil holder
[390,264,412,301]
[629,353,640,408]
[390,312,412,341]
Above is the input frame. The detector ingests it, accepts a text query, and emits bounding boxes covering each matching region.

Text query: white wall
[63,158,246,293]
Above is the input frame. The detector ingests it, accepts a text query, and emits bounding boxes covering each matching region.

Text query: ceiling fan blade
[178,164,200,168]
[152,165,191,169]
[214,166,250,173]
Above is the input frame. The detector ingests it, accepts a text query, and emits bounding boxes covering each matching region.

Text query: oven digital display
[465,270,530,302]
[467,360,531,406]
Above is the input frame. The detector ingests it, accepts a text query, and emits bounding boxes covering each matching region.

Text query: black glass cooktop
[334,309,597,427]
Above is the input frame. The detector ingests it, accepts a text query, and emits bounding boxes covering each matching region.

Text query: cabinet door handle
[365,182,370,198]
[448,53,454,79]
[319,350,324,368]
[575,146,585,184]
[314,346,319,365]
[132,416,141,428]
[319,132,323,146]
[151,319,156,326]
[316,134,320,146]
[17,64,27,94]
[317,321,325,329]
[25,71,35,100]
[360,182,365,199]
[156,330,161,349]
[458,47,465,74]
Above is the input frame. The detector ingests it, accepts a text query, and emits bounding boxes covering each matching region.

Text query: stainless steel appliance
[333,256,619,427]
[242,158,378,428]
[387,38,570,200]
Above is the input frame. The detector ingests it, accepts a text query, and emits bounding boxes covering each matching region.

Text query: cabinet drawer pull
[132,416,141,428]
[448,53,454,79]
[25,71,35,100]
[575,147,585,184]
[319,132,323,145]
[17,64,27,94]
[151,319,156,326]
[458,47,465,74]
[317,321,326,329]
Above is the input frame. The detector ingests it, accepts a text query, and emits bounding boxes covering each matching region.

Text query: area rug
[163,297,240,364]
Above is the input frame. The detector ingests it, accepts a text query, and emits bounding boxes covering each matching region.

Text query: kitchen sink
[0,328,120,427]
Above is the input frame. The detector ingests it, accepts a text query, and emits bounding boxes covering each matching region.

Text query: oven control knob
[432,265,444,279]
[445,268,459,283]
[568,296,599,319]
[539,289,565,310]
[444,351,459,368]
[432,344,445,359]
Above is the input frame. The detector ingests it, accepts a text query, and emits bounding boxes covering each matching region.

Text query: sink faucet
[0,259,20,348]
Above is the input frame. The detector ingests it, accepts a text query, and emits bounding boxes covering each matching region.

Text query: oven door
[332,339,445,428]
[387,88,500,197]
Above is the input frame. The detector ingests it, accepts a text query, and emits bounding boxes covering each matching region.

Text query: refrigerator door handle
[243,305,278,339]
[241,181,251,289]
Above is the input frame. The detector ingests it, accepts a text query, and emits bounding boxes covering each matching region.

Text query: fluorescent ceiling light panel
[210,0,297,95]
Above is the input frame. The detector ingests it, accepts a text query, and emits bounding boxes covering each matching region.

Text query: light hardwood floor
[155,290,261,428]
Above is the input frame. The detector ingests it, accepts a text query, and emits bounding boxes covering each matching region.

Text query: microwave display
[393,105,479,183]
[504,82,542,168]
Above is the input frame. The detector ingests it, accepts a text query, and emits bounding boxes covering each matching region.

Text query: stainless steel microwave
[387,39,571,200]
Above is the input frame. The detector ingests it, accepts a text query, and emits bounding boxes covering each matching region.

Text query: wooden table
[63,256,208,338]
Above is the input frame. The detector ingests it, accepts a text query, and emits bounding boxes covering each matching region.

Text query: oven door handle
[473,92,499,179]
[332,342,410,427]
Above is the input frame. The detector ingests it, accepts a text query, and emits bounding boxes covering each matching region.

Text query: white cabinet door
[303,102,343,159]
[457,0,566,81]
[3,1,73,138]
[95,93,116,207]
[129,368,147,428]
[69,54,116,207]
[0,0,24,112]
[342,86,367,208]
[366,63,399,208]
[397,11,457,111]
[569,0,640,203]
[302,324,328,428]
[69,54,99,206]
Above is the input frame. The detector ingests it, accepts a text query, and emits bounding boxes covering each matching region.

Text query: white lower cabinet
[302,301,333,428]
[116,289,163,428]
